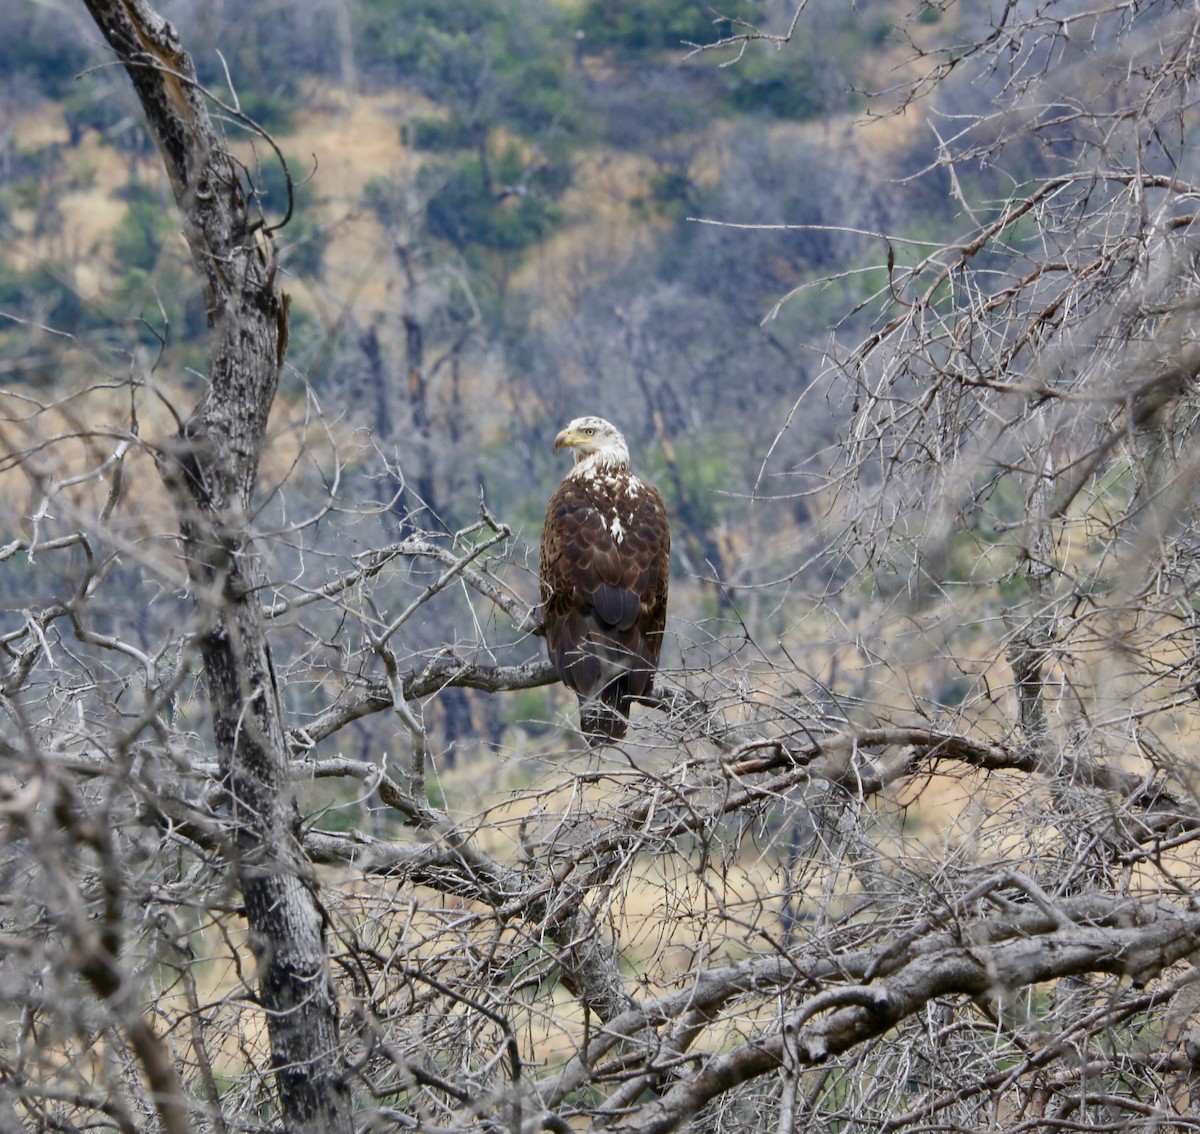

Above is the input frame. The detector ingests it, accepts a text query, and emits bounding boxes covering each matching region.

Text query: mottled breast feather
[540,467,670,745]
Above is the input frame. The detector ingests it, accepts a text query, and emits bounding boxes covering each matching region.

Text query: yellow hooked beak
[554,428,581,451]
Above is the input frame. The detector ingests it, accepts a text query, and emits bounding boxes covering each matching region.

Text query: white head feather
[555,416,631,475]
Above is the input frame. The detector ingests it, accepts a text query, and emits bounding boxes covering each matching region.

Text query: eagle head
[554,416,630,470]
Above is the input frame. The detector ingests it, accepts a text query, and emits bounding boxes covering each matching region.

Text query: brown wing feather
[540,473,670,744]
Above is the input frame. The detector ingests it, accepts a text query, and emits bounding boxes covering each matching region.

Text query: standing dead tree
[77,2,351,1131]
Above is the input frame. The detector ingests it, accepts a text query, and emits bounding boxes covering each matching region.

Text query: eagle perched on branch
[540,416,670,745]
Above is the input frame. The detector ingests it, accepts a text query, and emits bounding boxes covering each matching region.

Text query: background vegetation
[6,1,1200,1132]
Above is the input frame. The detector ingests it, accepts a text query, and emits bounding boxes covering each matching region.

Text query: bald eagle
[540,416,670,745]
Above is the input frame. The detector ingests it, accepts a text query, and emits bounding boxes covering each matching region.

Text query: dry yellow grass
[286,89,428,314]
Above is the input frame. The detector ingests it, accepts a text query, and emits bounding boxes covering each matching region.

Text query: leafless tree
[7,2,1200,1133]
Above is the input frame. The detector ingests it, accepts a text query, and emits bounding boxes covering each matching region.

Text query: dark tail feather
[579,690,630,746]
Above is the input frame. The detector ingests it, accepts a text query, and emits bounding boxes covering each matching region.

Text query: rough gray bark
[79,3,352,1131]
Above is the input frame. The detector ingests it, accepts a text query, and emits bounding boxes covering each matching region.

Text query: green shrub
[0,261,94,337]
[112,197,170,274]
[405,115,478,152]
[423,148,563,253]
[579,0,753,51]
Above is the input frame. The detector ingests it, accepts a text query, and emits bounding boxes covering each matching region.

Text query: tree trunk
[80,3,353,1131]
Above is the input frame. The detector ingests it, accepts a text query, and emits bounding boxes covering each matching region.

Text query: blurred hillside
[0,0,980,752]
